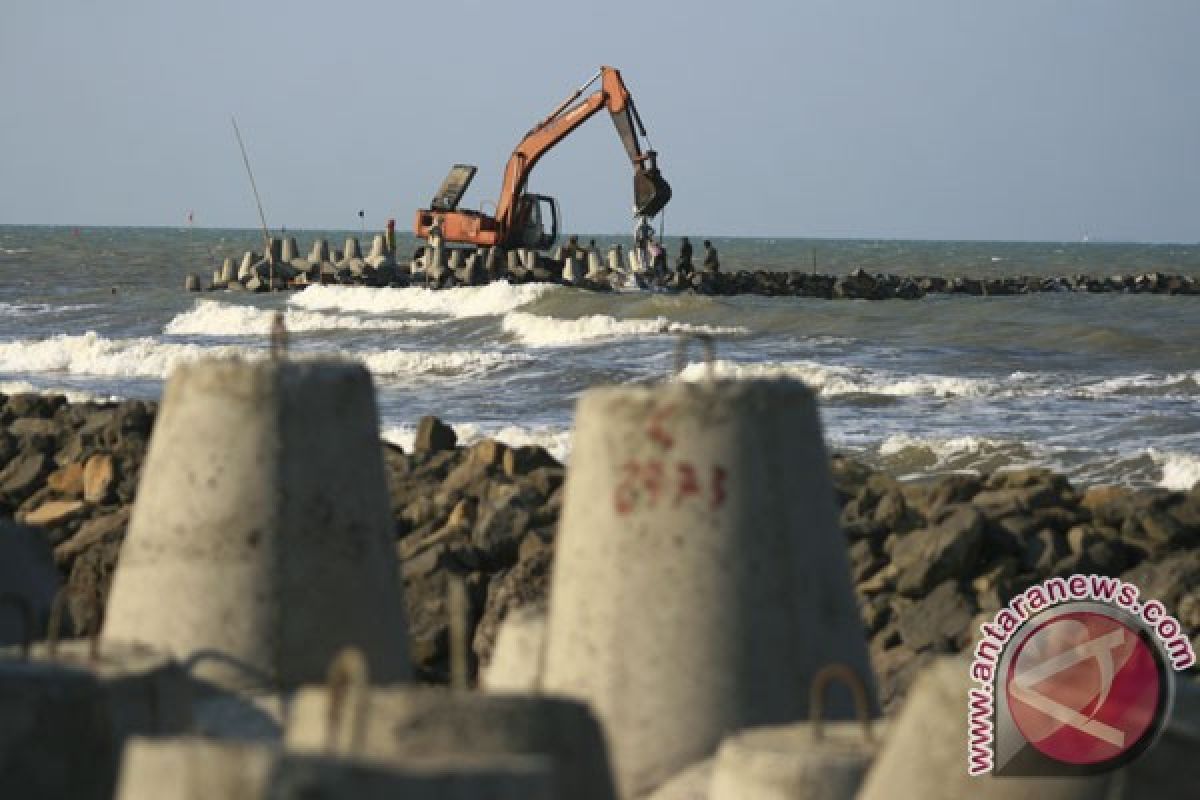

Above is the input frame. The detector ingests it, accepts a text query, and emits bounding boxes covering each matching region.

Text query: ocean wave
[0,301,99,315]
[289,281,556,318]
[1071,371,1200,399]
[361,349,532,378]
[0,332,249,378]
[0,248,32,255]
[1147,449,1200,491]
[676,359,996,398]
[501,311,749,347]
[0,379,119,404]
[164,300,441,336]
[382,421,571,462]
[0,332,529,382]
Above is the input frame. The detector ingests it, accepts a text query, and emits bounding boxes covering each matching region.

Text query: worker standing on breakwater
[703,239,720,272]
[564,235,583,259]
[677,237,694,275]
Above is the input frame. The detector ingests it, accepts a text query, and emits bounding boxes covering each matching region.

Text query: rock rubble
[2,395,1196,705]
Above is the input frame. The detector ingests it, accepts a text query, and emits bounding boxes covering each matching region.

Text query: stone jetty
[188,237,1200,298]
[1,393,1196,708]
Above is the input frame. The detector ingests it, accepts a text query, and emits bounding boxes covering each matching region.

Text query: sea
[1,225,1198,490]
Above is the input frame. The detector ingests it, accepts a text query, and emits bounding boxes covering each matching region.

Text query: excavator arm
[415,66,670,250]
[493,66,672,239]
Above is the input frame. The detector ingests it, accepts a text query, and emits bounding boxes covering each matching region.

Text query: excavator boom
[416,66,670,250]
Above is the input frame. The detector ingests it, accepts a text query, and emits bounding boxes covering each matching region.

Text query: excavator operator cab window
[515,194,559,250]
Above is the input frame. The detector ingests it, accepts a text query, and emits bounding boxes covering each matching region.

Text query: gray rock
[889,504,985,595]
[414,416,457,454]
[896,580,977,652]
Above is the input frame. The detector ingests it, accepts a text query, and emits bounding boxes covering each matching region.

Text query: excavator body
[415,66,669,251]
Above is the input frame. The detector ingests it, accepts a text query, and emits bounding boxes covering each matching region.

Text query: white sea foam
[0,301,99,315]
[289,281,556,318]
[0,331,529,382]
[382,422,571,462]
[164,300,440,336]
[361,349,532,378]
[877,432,1003,460]
[0,380,119,404]
[676,359,995,398]
[501,311,749,347]
[0,332,250,378]
[1073,371,1200,398]
[1148,449,1200,491]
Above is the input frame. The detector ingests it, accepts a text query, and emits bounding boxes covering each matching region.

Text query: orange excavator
[414,66,671,251]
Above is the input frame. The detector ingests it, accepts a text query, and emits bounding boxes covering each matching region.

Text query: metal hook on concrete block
[673,332,717,380]
[809,662,873,743]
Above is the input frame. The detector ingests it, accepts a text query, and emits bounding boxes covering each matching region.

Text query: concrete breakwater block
[0,639,192,800]
[285,683,617,800]
[102,357,410,689]
[709,664,880,800]
[342,237,362,261]
[0,520,59,647]
[857,658,1114,799]
[116,738,553,800]
[541,377,875,798]
[480,606,546,691]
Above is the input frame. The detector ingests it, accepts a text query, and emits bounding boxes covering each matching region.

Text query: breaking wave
[0,301,99,316]
[164,300,440,336]
[676,358,997,398]
[383,422,572,462]
[501,311,749,347]
[289,281,556,318]
[0,332,531,382]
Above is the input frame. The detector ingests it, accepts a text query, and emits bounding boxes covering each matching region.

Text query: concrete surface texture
[102,356,410,689]
[541,377,875,798]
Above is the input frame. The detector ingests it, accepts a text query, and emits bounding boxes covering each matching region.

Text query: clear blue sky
[2,0,1198,241]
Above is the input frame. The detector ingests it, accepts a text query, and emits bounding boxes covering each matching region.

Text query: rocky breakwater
[3,397,1197,705]
[188,238,1200,299]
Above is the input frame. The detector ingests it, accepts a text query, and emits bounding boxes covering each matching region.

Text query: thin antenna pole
[231,116,275,289]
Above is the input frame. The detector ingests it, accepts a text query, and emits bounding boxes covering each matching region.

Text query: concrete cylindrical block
[286,686,616,800]
[506,249,522,272]
[343,237,362,261]
[184,273,201,291]
[563,256,584,284]
[606,245,625,272]
[308,238,331,264]
[280,237,300,263]
[448,249,463,270]
[238,252,256,281]
[857,659,1114,800]
[586,251,605,279]
[103,357,410,689]
[481,606,546,692]
[368,234,386,261]
[541,379,875,798]
[710,664,879,800]
[116,737,553,800]
[521,249,538,270]
[0,640,193,800]
[220,258,236,284]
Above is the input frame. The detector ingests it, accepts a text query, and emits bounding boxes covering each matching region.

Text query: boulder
[83,453,116,504]
[889,505,984,595]
[413,416,457,455]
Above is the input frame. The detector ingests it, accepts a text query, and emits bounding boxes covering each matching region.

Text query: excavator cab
[511,193,559,250]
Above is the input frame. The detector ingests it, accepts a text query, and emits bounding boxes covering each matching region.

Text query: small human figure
[564,234,582,259]
[702,239,720,272]
[677,237,694,274]
[649,240,668,280]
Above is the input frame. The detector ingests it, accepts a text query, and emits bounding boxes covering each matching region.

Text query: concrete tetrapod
[116,738,553,800]
[0,638,192,800]
[102,357,410,689]
[0,520,58,646]
[285,649,617,800]
[709,664,880,800]
[541,374,875,798]
[480,605,546,692]
[856,658,1114,800]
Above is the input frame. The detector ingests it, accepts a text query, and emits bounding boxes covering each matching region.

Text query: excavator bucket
[633,166,672,218]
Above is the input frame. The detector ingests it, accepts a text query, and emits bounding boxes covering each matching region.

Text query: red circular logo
[1005,610,1162,766]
